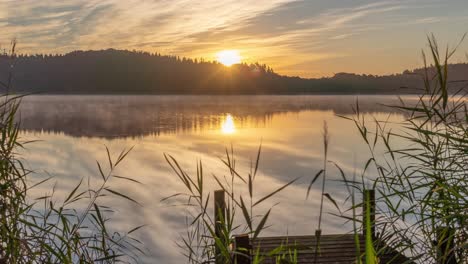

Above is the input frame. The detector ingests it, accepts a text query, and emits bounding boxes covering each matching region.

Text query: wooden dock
[247,234,410,264]
[213,189,415,264]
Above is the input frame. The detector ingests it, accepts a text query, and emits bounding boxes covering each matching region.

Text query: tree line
[1,49,466,94]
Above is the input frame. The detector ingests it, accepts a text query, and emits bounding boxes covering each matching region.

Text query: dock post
[214,190,226,264]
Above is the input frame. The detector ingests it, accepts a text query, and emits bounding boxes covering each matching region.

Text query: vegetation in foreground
[0,41,144,264]
[342,35,467,263]
[166,36,467,264]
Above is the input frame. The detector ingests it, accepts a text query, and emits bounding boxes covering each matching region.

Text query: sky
[1,0,468,77]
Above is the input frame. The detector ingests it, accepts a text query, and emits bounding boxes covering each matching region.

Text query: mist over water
[19,95,412,137]
[18,95,411,263]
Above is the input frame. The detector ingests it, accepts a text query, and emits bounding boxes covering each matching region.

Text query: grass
[163,145,298,263]
[363,191,377,264]
[0,40,144,263]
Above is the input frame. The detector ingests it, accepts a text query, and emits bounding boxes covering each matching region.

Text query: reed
[0,41,144,264]
[338,35,467,263]
[164,145,298,263]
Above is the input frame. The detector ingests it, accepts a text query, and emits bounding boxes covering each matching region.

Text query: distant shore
[2,50,466,95]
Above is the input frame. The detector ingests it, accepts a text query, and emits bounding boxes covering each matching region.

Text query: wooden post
[234,234,252,264]
[362,189,375,238]
[436,227,457,264]
[214,190,226,264]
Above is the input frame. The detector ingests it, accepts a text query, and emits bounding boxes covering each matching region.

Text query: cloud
[0,0,297,52]
[330,34,354,40]
[1,0,405,54]
[178,1,410,75]
[1,0,467,77]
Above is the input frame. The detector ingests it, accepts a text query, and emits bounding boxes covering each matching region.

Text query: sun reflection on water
[18,99,410,263]
[221,114,236,134]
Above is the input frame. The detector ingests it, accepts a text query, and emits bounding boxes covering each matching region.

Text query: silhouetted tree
[1,49,466,94]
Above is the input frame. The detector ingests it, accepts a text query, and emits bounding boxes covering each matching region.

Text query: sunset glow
[216,50,241,66]
[2,1,468,77]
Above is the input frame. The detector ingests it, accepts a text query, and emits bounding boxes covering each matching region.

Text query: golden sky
[1,0,468,77]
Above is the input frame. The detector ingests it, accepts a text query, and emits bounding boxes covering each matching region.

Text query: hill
[0,49,466,94]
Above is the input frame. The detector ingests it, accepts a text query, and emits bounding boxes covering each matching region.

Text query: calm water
[19,95,412,263]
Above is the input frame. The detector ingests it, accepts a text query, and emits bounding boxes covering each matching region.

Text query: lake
[18,95,412,263]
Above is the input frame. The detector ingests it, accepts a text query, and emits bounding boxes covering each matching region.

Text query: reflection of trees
[19,95,411,138]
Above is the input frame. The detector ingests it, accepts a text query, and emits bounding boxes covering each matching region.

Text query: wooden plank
[250,233,413,264]
[234,234,251,264]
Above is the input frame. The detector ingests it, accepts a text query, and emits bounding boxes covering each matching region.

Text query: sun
[216,50,241,66]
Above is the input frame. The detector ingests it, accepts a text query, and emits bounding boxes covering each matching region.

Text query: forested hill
[0,49,466,94]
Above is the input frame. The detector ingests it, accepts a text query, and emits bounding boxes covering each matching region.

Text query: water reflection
[19,95,410,263]
[221,114,236,134]
[18,95,415,138]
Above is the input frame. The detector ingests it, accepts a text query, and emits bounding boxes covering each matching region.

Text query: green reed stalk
[0,41,144,263]
[317,121,330,232]
[341,34,467,263]
[164,145,298,263]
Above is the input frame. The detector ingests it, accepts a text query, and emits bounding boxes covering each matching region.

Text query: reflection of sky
[20,96,406,263]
